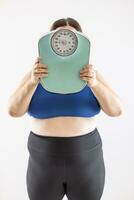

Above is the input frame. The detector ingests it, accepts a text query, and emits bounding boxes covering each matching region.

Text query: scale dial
[51,29,78,56]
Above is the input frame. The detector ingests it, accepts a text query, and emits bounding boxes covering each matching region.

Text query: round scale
[38,29,91,94]
[51,29,78,56]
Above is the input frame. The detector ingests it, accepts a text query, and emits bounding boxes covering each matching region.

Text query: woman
[8,17,123,200]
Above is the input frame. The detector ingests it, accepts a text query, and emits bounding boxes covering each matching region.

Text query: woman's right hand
[30,57,49,85]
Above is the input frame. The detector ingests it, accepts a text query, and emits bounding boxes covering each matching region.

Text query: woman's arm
[90,70,123,117]
[80,65,123,117]
[95,70,120,98]
[8,57,48,117]
[7,70,38,117]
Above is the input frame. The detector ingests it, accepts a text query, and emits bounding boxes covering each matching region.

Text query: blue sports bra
[27,83,101,119]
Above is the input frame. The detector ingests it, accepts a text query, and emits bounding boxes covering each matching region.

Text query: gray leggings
[26,127,106,200]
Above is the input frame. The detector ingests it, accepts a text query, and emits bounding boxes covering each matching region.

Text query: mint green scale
[38,28,91,94]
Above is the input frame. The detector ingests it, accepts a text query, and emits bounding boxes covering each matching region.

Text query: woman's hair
[50,17,82,32]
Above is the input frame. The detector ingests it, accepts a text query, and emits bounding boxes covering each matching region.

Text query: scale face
[38,28,91,94]
[51,29,78,56]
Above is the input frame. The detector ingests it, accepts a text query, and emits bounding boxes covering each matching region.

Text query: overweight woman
[8,17,123,200]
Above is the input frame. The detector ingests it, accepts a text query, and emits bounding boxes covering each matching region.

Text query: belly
[29,116,97,137]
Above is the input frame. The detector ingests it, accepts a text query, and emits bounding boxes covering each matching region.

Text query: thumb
[35,56,42,64]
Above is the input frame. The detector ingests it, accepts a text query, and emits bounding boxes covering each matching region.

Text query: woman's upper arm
[95,70,111,87]
[9,69,32,98]
[17,69,32,88]
[95,70,120,98]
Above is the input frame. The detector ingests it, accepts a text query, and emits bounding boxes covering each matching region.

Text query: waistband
[27,127,102,155]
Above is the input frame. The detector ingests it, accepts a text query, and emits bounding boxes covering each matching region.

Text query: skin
[7,25,124,137]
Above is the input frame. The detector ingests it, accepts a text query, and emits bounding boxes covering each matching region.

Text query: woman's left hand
[79,64,98,87]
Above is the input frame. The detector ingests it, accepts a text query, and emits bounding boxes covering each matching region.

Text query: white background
[0,0,133,199]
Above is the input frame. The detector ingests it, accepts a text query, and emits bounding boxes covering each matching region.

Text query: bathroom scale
[38,28,91,94]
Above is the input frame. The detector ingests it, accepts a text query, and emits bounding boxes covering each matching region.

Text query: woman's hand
[30,57,49,85]
[79,64,98,87]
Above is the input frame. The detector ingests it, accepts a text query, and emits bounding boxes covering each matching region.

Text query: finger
[34,64,48,71]
[40,63,48,68]
[37,63,47,68]
[34,72,48,75]
[80,69,94,74]
[80,65,93,71]
[85,65,93,71]
[35,57,42,64]
[80,69,88,73]
[34,70,48,74]
[79,65,86,71]
[34,67,45,70]
[34,67,48,72]
[34,69,48,73]
[34,74,48,78]
[38,56,42,62]
[80,72,94,78]
[35,57,40,63]
[81,64,93,69]
[88,64,93,68]
[35,63,48,69]
[80,77,88,81]
[80,75,93,79]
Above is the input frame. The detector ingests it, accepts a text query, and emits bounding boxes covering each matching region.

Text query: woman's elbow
[105,105,124,117]
[109,109,123,117]
[8,109,19,117]
[8,107,24,117]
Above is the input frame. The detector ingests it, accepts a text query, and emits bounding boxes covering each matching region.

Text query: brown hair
[50,17,82,32]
